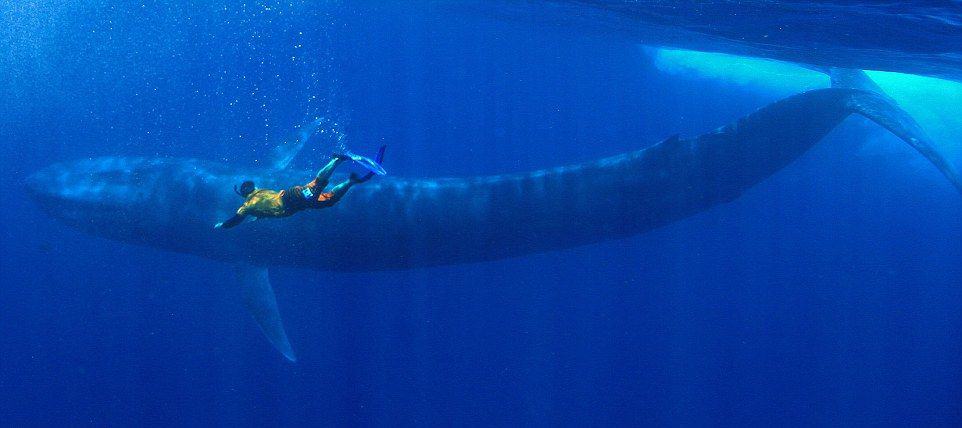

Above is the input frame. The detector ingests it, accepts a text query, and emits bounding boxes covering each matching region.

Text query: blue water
[2,1,961,426]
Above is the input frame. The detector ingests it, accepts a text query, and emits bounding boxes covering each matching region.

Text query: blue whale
[26,87,962,361]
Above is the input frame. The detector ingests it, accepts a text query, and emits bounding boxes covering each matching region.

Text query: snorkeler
[214,146,386,229]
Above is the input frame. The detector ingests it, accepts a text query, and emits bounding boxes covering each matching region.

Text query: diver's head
[235,180,256,198]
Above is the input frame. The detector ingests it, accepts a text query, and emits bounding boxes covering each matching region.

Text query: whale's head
[25,157,236,244]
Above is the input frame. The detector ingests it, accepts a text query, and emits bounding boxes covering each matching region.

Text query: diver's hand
[214,222,224,229]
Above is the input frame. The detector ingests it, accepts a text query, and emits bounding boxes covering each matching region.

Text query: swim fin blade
[346,145,387,176]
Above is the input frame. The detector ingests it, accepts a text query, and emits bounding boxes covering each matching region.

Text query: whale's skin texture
[470,1,962,82]
[25,89,962,272]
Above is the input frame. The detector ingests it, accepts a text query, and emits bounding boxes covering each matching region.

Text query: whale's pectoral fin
[235,265,297,362]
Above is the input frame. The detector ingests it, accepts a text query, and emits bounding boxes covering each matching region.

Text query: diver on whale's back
[214,145,385,229]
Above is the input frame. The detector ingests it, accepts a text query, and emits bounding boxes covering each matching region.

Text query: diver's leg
[322,178,354,206]
[309,155,348,188]
[319,173,370,207]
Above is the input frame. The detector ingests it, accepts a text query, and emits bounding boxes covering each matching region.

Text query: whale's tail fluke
[796,67,962,194]
[818,68,962,194]
[730,87,962,195]
[844,90,962,194]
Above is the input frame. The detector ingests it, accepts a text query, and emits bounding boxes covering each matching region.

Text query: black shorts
[282,185,334,211]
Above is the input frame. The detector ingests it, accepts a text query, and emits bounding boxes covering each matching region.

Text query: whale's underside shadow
[27,77,962,361]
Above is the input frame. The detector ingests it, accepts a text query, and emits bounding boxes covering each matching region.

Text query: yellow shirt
[237,189,292,218]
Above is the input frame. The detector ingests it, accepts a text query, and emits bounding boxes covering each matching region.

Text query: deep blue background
[2,2,961,426]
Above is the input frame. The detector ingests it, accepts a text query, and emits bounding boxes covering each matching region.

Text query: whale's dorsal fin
[235,265,297,362]
[269,117,326,171]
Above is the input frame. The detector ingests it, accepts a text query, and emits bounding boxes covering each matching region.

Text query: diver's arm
[215,213,247,229]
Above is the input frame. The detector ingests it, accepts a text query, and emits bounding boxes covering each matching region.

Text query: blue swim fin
[352,145,387,183]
